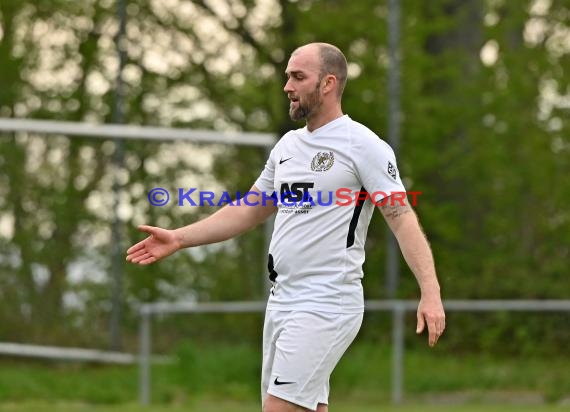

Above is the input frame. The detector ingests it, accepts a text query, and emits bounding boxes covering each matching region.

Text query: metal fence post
[127,299,570,405]
[139,307,151,405]
[391,301,405,404]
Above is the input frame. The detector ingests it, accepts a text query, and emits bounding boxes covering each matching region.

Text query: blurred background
[0,0,569,410]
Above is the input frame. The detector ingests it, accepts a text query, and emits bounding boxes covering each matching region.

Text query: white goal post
[0,118,276,146]
[0,116,277,279]
[0,116,276,359]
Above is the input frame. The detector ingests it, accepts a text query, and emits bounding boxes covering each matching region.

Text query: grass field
[1,342,569,411]
[0,401,567,412]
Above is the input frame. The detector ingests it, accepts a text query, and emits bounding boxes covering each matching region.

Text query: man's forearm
[174,201,275,249]
[380,200,445,345]
[394,215,441,295]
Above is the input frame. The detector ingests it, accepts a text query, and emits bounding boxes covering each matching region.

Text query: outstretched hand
[416,294,446,347]
[126,225,181,265]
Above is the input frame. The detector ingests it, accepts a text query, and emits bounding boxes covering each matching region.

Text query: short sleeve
[352,133,406,198]
[254,146,276,193]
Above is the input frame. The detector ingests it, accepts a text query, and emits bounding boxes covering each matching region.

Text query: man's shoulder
[278,127,304,143]
[346,116,381,139]
[346,117,392,150]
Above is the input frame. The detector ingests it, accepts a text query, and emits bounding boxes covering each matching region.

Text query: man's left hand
[416,295,446,347]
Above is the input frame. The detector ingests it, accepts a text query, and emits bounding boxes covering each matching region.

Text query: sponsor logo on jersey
[311,151,335,172]
[387,161,397,180]
[280,182,314,203]
[278,182,315,214]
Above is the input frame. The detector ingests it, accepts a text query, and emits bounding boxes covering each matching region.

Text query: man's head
[284,43,348,122]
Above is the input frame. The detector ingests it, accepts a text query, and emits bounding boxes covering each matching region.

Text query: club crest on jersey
[387,161,397,180]
[311,151,335,172]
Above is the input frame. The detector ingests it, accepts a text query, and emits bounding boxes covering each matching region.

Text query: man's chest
[273,146,361,198]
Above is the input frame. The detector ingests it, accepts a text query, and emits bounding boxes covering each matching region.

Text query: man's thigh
[263,394,329,412]
[261,310,362,411]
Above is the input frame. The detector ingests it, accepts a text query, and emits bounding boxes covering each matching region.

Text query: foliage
[0,0,569,351]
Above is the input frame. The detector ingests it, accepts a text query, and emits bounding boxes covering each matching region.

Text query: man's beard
[289,86,322,122]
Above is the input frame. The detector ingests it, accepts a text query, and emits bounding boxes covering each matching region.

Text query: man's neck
[306,106,344,132]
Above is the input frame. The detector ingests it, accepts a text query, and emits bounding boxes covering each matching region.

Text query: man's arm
[379,195,446,347]
[175,185,276,247]
[126,185,276,265]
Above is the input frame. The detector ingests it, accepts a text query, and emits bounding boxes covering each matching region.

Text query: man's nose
[283,78,294,93]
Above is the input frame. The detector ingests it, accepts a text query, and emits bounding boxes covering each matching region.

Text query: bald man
[127,43,445,412]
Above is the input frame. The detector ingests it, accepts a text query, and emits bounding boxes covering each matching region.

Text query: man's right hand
[126,225,181,265]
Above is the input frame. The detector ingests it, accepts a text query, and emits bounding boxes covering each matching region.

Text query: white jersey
[255,115,406,313]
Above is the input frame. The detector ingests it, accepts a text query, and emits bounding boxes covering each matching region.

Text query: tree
[0,0,568,352]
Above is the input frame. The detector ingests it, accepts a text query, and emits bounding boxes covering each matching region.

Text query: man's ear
[322,75,336,95]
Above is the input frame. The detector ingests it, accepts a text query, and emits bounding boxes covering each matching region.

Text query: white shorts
[261,310,363,411]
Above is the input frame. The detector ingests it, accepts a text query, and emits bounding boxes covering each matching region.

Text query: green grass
[0,401,566,412]
[1,342,569,409]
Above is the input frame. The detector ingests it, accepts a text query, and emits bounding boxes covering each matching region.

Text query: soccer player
[126,42,445,412]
